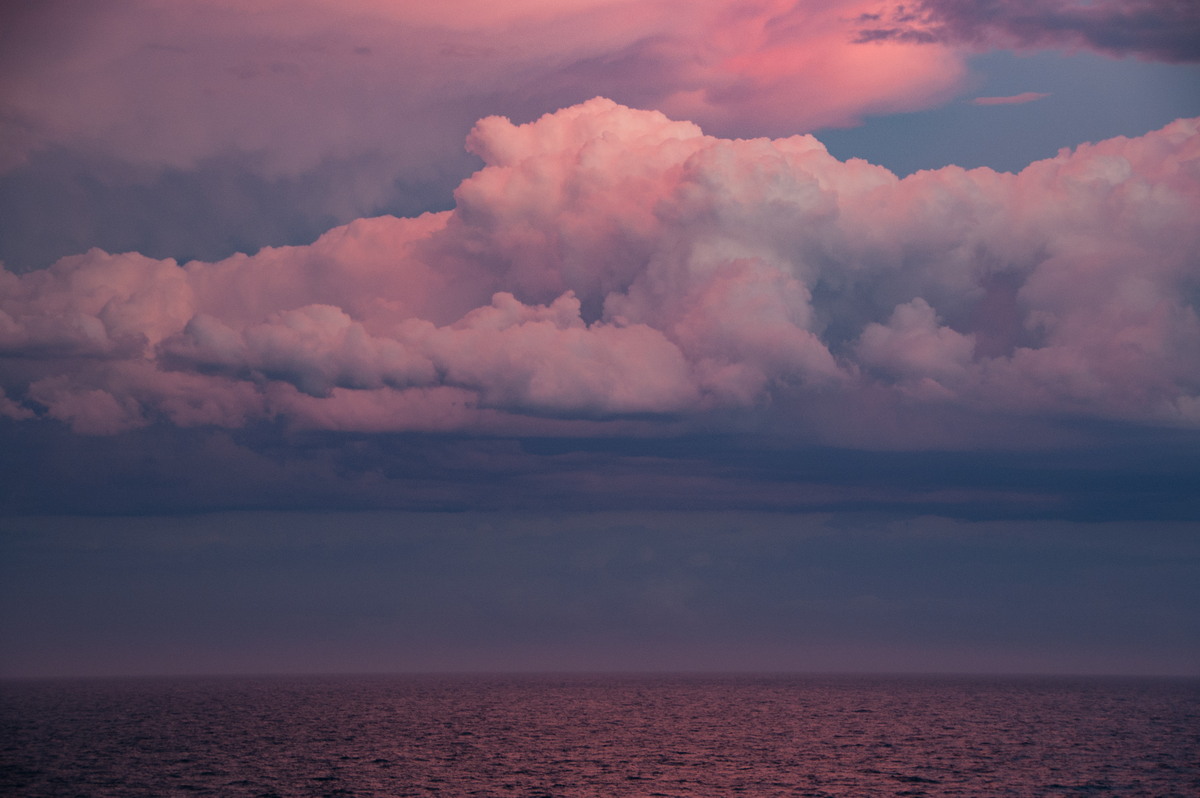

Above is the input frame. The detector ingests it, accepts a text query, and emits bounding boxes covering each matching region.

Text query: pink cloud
[0,1,979,276]
[857,298,975,394]
[971,92,1052,106]
[0,1,967,177]
[1,100,1197,443]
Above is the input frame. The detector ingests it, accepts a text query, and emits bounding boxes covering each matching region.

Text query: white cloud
[2,100,1197,443]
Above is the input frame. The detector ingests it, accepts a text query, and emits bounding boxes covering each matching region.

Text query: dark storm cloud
[2,418,1198,521]
[856,1,1200,62]
[0,147,464,274]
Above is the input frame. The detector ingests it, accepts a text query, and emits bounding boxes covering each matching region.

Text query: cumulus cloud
[856,0,1200,62]
[2,98,1198,444]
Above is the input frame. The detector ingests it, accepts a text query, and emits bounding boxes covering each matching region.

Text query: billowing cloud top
[2,99,1198,445]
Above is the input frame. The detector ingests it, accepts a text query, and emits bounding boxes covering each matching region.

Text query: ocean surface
[2,674,1197,797]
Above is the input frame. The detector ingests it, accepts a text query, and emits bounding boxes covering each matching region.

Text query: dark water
[2,674,1198,797]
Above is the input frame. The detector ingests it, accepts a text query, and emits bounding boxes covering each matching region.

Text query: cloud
[0,1,965,174]
[971,91,1052,105]
[0,1,968,270]
[1,99,1198,446]
[855,1,1200,62]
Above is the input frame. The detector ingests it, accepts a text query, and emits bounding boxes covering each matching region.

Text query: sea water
[2,674,1197,797]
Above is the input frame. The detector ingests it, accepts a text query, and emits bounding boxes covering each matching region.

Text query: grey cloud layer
[857,0,1200,62]
[2,99,1198,445]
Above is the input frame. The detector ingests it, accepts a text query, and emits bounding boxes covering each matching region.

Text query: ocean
[2,674,1197,797]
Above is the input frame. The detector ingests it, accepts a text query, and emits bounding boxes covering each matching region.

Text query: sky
[1,0,1199,679]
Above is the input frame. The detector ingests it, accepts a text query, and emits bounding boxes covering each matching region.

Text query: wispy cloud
[971,91,1051,105]
[855,0,1200,62]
